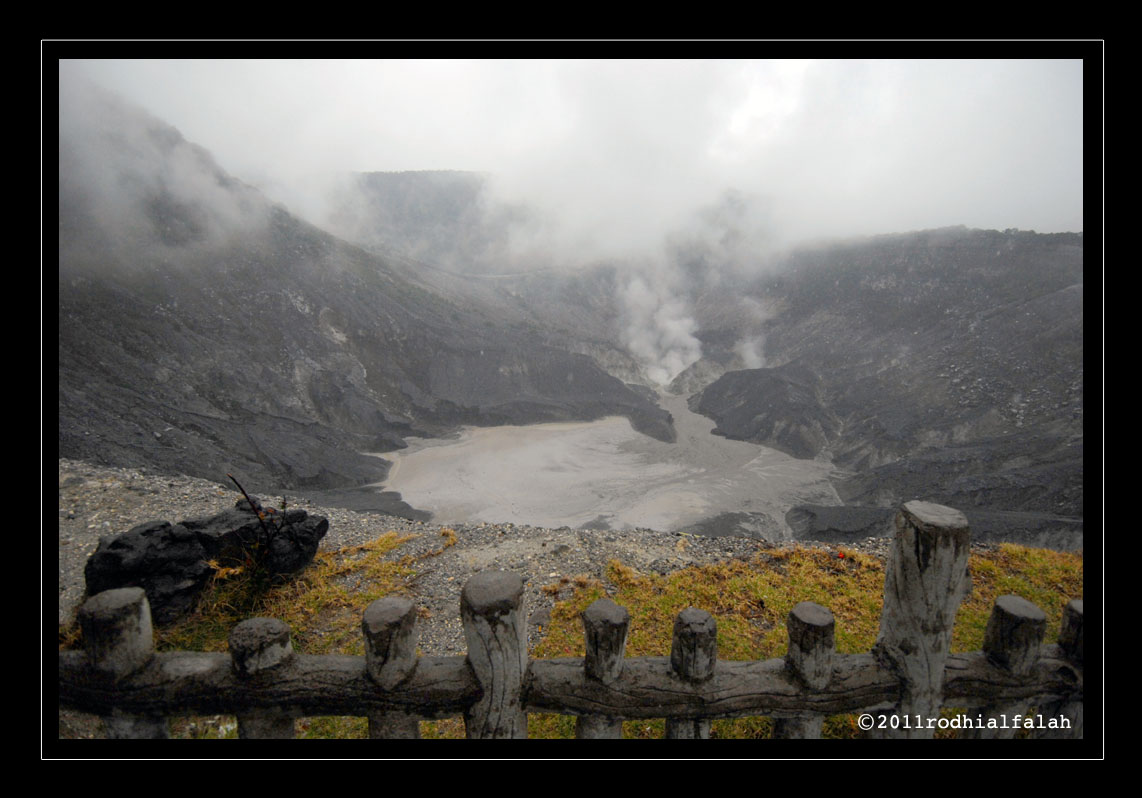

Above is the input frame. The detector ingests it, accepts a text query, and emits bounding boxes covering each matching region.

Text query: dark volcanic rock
[84,521,214,624]
[834,432,1084,517]
[179,497,329,576]
[960,509,1083,550]
[685,511,785,542]
[300,486,432,519]
[786,505,896,543]
[689,227,1083,521]
[690,362,839,459]
[83,498,329,624]
[786,503,1082,551]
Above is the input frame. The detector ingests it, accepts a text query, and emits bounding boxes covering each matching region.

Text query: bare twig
[227,473,281,570]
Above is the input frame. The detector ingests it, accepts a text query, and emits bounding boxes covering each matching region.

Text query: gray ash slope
[57,85,1085,549]
[681,227,1084,541]
[58,83,671,508]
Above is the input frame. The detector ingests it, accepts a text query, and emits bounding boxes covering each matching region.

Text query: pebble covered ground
[55,458,911,739]
[57,459,900,638]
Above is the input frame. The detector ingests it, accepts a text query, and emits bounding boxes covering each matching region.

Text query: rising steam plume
[620,263,703,387]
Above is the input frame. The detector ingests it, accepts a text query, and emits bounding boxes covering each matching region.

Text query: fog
[57,57,1085,385]
[58,66,274,262]
[62,59,1083,250]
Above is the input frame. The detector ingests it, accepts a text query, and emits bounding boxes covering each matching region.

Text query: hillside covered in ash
[685,227,1084,523]
[57,82,1085,547]
[57,83,671,512]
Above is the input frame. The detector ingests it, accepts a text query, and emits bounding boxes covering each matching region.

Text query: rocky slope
[689,361,840,460]
[685,228,1084,524]
[58,84,672,506]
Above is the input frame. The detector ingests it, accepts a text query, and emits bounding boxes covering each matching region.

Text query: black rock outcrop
[83,498,329,624]
[689,362,839,459]
[83,520,214,624]
[786,503,1082,551]
[179,497,329,577]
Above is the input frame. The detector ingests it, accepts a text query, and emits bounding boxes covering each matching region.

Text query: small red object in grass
[838,551,845,559]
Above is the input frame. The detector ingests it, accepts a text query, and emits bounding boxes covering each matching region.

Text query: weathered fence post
[666,607,717,739]
[229,618,296,739]
[78,587,170,739]
[1031,599,1083,739]
[774,601,835,739]
[362,596,421,738]
[961,594,1046,738]
[870,501,971,738]
[1059,599,1083,665]
[576,598,630,739]
[461,571,528,738]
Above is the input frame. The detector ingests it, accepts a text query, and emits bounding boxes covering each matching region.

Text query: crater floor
[380,393,844,538]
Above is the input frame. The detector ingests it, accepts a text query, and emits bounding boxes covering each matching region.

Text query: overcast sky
[61,58,1085,258]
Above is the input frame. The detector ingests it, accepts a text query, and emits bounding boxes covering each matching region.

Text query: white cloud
[63,57,1085,255]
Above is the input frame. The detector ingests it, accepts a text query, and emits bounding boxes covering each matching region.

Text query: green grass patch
[953,544,1085,653]
[527,544,1082,739]
[155,531,419,656]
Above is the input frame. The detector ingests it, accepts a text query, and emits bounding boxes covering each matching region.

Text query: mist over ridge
[60,58,1084,391]
[65,59,1083,255]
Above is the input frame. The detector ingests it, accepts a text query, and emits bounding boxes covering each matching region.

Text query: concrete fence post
[774,601,835,739]
[961,594,1047,739]
[363,596,421,738]
[1031,599,1084,739]
[869,501,971,738]
[229,618,296,739]
[1059,599,1084,665]
[666,607,717,739]
[576,598,630,739]
[461,571,528,738]
[78,587,169,739]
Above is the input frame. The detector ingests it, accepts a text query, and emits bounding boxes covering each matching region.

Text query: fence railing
[58,500,1084,739]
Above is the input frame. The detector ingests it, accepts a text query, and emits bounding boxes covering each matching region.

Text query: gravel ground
[56,459,899,639]
[55,457,905,739]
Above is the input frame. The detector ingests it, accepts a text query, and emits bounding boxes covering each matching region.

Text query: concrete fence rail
[58,501,1084,740]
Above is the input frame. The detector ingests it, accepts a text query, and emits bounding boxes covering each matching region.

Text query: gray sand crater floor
[380,393,843,539]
